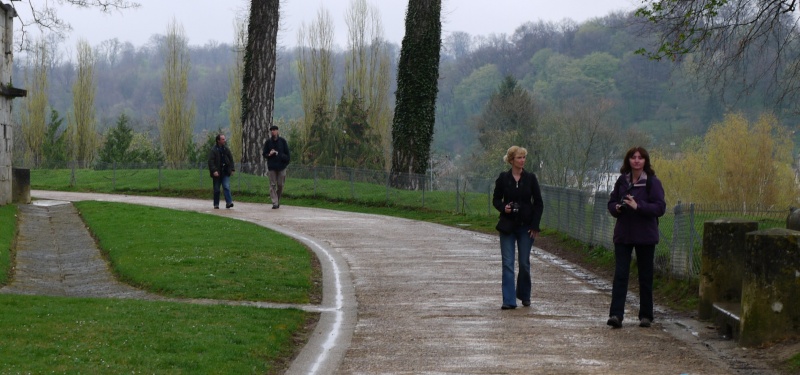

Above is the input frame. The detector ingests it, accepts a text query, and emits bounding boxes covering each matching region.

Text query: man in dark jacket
[208,134,235,209]
[262,125,290,209]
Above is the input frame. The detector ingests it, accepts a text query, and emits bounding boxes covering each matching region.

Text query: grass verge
[75,201,318,303]
[0,204,17,285]
[0,294,306,374]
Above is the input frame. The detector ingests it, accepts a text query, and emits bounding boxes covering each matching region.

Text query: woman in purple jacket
[606,146,666,329]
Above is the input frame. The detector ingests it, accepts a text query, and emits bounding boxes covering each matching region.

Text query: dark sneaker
[214,206,219,209]
[639,318,652,328]
[522,300,531,307]
[501,305,516,310]
[272,204,278,209]
[607,315,622,328]
[226,203,234,209]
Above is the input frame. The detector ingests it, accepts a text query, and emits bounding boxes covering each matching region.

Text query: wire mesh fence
[19,161,792,280]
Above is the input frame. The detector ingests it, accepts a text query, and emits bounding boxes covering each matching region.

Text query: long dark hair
[620,146,655,176]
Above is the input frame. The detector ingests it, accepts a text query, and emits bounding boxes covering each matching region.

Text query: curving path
[4,190,776,374]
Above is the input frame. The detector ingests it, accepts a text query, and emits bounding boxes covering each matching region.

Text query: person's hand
[270,149,277,156]
[623,195,638,210]
[528,230,539,239]
[230,171,235,175]
[504,203,512,214]
[213,171,219,177]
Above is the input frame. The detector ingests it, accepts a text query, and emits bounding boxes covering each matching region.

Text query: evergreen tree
[98,113,134,165]
[41,109,67,168]
[390,0,442,186]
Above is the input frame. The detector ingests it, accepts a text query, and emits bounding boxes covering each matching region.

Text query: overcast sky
[17,0,637,50]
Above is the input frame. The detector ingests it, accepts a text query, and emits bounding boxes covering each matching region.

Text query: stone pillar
[699,218,757,320]
[740,228,800,347]
[0,4,18,206]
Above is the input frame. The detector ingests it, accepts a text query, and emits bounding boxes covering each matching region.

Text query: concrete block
[699,218,757,320]
[740,228,800,346]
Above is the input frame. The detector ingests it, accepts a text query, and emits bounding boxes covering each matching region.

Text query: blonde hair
[503,146,527,165]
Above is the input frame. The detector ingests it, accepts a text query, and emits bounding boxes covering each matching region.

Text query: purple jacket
[607,173,666,245]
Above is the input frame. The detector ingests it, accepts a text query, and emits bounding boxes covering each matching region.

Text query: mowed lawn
[0,201,319,374]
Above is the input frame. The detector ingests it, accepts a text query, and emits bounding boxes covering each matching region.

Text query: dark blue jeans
[499,226,534,307]
[609,243,654,321]
[212,175,232,207]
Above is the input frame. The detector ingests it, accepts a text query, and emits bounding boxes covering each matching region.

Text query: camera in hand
[618,185,634,210]
[510,202,520,213]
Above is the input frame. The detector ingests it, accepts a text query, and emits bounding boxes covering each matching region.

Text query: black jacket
[208,144,235,177]
[262,136,290,171]
[492,169,544,231]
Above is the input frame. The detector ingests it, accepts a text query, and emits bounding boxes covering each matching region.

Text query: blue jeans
[212,175,232,207]
[609,243,655,321]
[499,226,534,307]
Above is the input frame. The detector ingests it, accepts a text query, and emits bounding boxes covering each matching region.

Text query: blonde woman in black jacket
[492,146,544,310]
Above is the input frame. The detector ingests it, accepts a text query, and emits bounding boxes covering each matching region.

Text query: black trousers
[609,243,655,321]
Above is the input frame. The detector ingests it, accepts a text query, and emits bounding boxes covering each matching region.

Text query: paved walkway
[3,191,778,374]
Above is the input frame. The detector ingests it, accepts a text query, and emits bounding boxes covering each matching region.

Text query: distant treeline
[13,11,799,163]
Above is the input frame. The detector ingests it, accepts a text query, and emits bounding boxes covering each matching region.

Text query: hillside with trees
[11,9,800,205]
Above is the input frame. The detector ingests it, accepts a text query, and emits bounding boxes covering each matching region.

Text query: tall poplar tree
[67,39,99,167]
[20,38,48,167]
[390,0,441,184]
[227,17,247,163]
[241,0,280,175]
[158,19,195,168]
[297,7,335,165]
[344,0,391,170]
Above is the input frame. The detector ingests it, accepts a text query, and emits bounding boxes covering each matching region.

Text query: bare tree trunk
[241,0,279,176]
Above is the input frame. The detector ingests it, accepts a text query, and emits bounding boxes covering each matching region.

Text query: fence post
[687,203,697,276]
[70,161,76,187]
[112,162,116,191]
[488,183,492,215]
[455,175,460,213]
[421,175,426,208]
[385,171,390,203]
[670,201,686,277]
[350,169,355,199]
